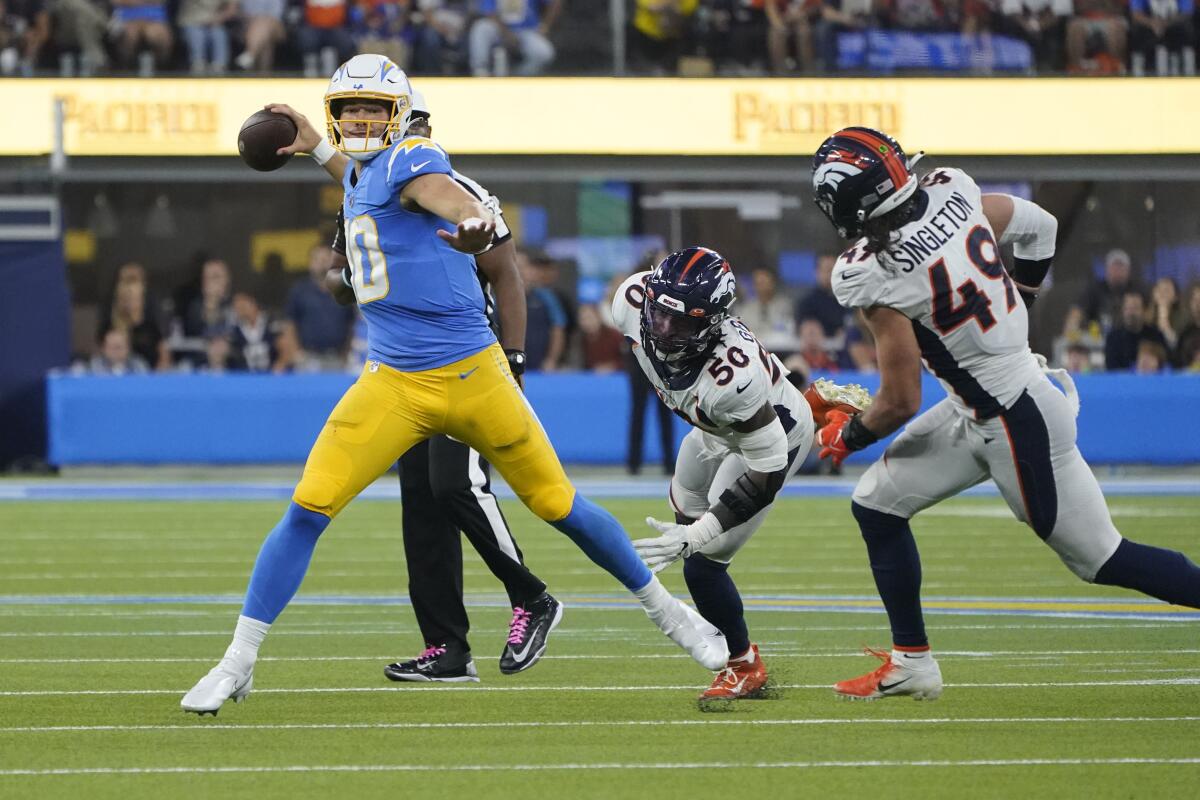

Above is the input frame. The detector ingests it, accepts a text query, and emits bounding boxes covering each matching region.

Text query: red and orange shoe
[699,643,768,708]
[833,647,943,701]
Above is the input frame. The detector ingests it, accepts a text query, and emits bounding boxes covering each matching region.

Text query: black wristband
[842,415,880,452]
[504,349,526,376]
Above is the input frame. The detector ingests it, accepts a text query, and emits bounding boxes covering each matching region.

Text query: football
[237,110,297,172]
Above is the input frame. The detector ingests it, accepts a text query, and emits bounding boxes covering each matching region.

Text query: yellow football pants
[292,344,576,521]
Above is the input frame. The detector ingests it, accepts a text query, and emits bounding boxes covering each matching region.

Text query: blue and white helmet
[324,54,413,161]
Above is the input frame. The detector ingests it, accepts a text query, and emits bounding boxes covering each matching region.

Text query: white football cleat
[833,647,943,701]
[645,594,729,671]
[181,655,254,715]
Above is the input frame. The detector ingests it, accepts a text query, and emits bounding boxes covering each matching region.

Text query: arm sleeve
[726,417,790,472]
[997,195,1057,261]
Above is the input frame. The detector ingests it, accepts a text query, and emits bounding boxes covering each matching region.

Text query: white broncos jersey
[832,168,1042,420]
[612,272,815,454]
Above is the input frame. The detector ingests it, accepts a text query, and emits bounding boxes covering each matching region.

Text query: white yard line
[2,678,1198,697]
[2,716,1199,734]
[3,758,1200,777]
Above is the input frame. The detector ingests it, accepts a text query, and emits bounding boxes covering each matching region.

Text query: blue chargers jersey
[341,136,496,371]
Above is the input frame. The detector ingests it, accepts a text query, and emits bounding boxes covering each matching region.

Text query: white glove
[633,513,724,574]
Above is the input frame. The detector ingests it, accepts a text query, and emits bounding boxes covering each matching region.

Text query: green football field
[1,495,1198,799]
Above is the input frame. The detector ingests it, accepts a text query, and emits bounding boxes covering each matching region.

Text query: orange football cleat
[803,378,872,429]
[699,643,768,706]
[833,647,943,701]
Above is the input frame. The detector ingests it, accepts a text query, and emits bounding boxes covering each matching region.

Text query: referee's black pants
[398,436,547,654]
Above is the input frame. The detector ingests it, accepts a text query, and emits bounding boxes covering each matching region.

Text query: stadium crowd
[72,242,1200,378]
[0,0,1195,78]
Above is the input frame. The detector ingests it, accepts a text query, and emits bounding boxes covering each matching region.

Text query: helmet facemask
[641,293,724,377]
[325,93,410,161]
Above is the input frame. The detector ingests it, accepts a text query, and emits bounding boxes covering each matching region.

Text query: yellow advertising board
[1,77,1198,157]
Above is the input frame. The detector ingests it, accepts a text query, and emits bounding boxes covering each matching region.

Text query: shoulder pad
[385,137,452,187]
[611,272,650,340]
[831,247,885,310]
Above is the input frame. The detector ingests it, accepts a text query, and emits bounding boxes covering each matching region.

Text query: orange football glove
[816,409,853,467]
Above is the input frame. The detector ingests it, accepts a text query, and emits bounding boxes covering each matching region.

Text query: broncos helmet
[811,127,924,239]
[641,247,736,388]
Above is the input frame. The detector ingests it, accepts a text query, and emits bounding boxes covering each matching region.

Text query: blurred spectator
[235,0,286,71]
[844,318,877,371]
[179,0,238,74]
[879,0,955,32]
[517,248,567,371]
[630,0,699,74]
[1075,248,1140,334]
[706,0,771,73]
[469,0,560,76]
[200,334,236,374]
[99,262,169,371]
[812,0,873,72]
[1066,0,1127,74]
[796,317,839,372]
[285,245,355,370]
[83,328,151,376]
[228,291,280,372]
[738,267,798,353]
[1064,341,1094,373]
[298,0,357,76]
[1104,290,1167,370]
[578,303,624,371]
[794,254,845,338]
[1174,282,1200,368]
[272,321,302,373]
[410,0,469,74]
[1129,0,1195,76]
[112,0,174,72]
[766,0,815,74]
[49,0,109,74]
[1135,338,1169,373]
[995,0,1070,72]
[181,258,234,339]
[349,0,413,68]
[0,0,49,75]
[1147,276,1186,355]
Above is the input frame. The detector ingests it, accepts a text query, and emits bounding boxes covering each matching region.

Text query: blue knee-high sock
[551,494,652,592]
[683,554,749,656]
[1094,538,1200,607]
[852,501,928,648]
[241,502,331,623]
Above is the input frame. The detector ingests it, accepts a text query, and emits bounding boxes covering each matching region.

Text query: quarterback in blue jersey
[182,54,727,714]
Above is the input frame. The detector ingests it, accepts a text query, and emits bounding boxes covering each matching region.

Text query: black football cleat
[499,592,563,675]
[384,644,479,683]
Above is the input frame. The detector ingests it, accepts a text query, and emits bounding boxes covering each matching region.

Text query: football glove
[634,514,723,574]
[816,409,854,467]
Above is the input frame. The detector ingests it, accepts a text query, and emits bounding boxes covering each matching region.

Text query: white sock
[633,575,670,609]
[893,647,933,664]
[223,615,270,664]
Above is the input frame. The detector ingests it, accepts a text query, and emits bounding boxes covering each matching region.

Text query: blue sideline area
[46,371,1200,466]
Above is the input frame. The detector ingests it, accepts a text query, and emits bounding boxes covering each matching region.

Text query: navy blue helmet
[811,127,923,239]
[641,247,736,386]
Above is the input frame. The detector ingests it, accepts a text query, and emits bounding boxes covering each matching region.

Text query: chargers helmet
[324,54,413,161]
[641,247,736,388]
[811,127,924,239]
